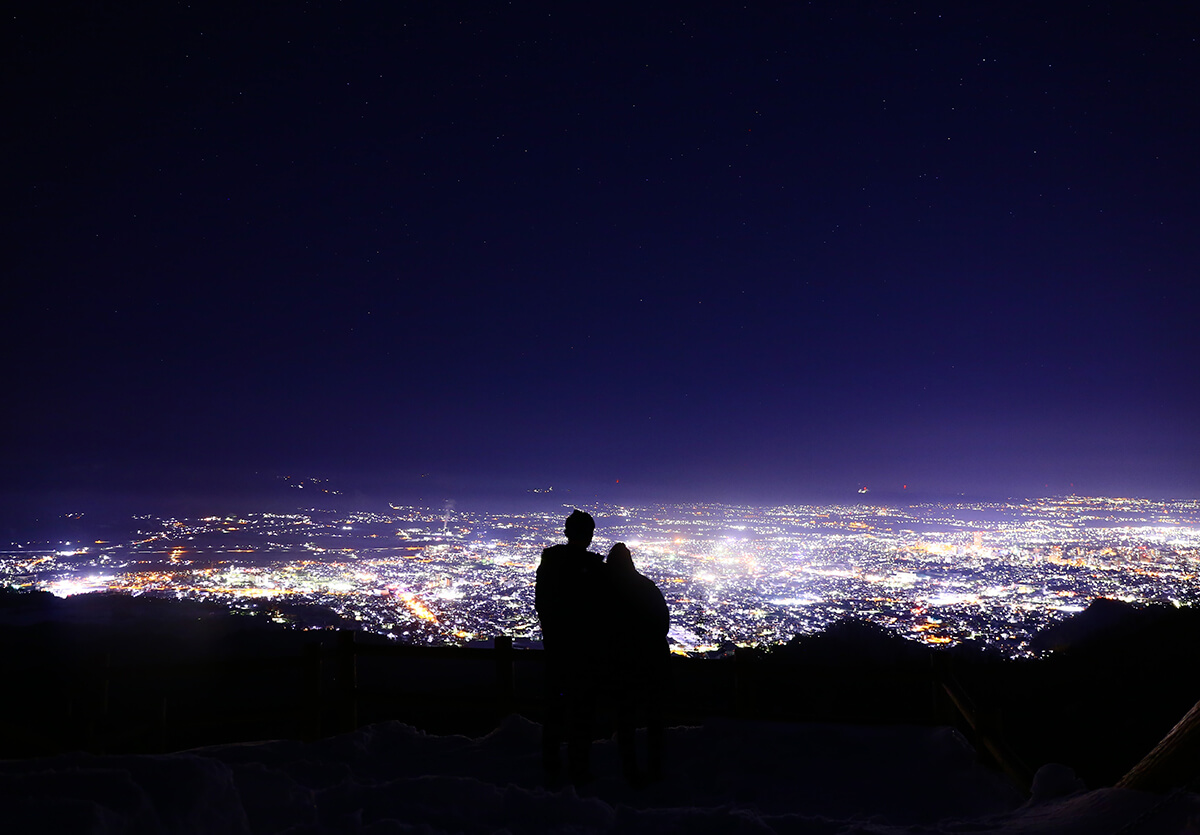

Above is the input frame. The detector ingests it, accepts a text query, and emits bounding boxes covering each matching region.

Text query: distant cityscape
[3,495,1199,657]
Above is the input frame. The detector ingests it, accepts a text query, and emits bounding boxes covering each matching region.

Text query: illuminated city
[4,496,1198,657]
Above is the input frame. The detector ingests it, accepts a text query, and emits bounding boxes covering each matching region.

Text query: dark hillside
[956,601,1200,788]
[3,589,1198,792]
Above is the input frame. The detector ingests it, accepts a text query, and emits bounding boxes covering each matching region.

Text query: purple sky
[6,1,1199,508]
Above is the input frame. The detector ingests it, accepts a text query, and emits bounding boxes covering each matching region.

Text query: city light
[3,496,1198,656]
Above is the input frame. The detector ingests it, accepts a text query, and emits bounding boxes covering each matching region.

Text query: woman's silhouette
[607,542,670,784]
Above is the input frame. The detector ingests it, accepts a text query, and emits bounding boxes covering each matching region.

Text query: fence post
[494,635,514,719]
[158,695,169,753]
[938,665,1032,794]
[1118,698,1200,793]
[734,646,753,718]
[305,642,324,739]
[931,652,946,724]
[337,630,358,733]
[89,650,112,752]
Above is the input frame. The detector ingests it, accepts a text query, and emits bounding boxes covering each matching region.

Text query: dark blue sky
[5,1,1199,509]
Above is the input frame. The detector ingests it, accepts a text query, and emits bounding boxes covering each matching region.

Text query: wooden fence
[1,631,1033,791]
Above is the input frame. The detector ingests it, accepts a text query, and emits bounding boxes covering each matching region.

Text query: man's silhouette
[535,509,607,782]
[607,541,670,784]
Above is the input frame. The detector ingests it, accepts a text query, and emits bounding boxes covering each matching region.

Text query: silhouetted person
[607,541,670,785]
[535,509,607,782]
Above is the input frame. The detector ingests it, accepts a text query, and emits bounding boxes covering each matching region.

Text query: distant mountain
[1030,598,1144,653]
[778,617,932,667]
[1029,598,1200,656]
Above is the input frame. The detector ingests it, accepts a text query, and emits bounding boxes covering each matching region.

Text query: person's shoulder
[579,551,605,580]
[536,544,566,576]
[638,572,666,598]
[541,543,572,559]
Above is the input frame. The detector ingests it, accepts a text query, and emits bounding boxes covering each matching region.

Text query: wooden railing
[2,631,1033,788]
[1,633,530,756]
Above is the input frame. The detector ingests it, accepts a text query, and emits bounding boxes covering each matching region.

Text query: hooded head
[607,542,634,572]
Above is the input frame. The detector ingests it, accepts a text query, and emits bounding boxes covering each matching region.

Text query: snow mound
[1,715,1197,834]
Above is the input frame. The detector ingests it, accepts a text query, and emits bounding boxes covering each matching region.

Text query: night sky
[6,1,1199,511]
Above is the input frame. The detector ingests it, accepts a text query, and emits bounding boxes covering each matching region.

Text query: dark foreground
[2,589,1199,795]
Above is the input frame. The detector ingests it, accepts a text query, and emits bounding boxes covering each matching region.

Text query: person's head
[564,509,595,547]
[607,542,634,572]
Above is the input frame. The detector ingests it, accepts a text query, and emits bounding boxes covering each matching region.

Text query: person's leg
[646,685,665,781]
[566,689,595,783]
[616,696,638,782]
[542,662,565,775]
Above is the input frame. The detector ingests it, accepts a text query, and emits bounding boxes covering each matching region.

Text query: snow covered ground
[3,715,1198,834]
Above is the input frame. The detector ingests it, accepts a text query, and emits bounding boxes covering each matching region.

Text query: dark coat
[535,543,607,660]
[608,560,670,685]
